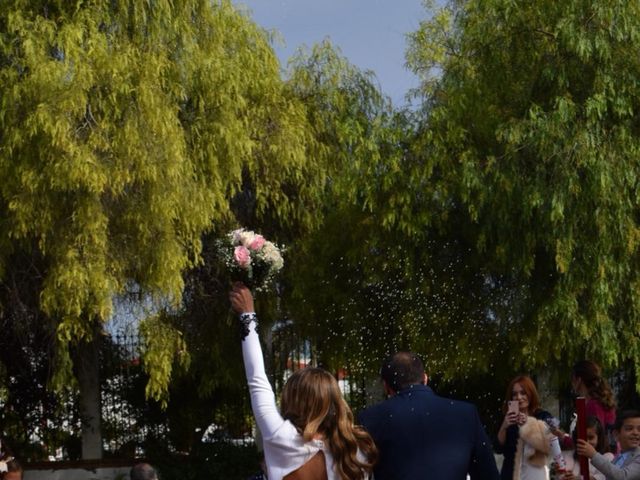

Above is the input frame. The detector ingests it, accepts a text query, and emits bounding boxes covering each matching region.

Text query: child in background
[0,440,22,480]
[0,458,21,480]
[576,410,640,480]
[560,416,613,480]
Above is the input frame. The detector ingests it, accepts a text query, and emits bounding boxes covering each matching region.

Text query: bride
[230,283,377,480]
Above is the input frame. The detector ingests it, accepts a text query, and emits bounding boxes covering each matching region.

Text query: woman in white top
[230,283,377,480]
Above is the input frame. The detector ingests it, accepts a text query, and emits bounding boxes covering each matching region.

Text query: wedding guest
[130,462,158,480]
[0,459,22,480]
[561,416,612,480]
[230,283,376,480]
[496,375,553,480]
[551,360,618,452]
[576,410,640,480]
[572,360,617,450]
[357,351,499,480]
[0,441,22,480]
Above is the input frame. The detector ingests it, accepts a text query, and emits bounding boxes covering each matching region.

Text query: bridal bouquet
[217,228,284,292]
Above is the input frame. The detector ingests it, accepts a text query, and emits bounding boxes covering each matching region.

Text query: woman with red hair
[496,375,553,480]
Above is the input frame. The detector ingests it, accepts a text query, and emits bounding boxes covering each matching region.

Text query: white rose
[231,228,244,245]
[239,230,256,247]
[262,243,284,270]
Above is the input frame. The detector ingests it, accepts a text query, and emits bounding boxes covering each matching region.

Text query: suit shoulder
[431,394,479,413]
[358,401,391,423]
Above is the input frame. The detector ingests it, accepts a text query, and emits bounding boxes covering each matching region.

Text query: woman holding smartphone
[496,375,553,480]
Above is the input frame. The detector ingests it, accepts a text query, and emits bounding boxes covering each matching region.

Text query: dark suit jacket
[358,384,500,480]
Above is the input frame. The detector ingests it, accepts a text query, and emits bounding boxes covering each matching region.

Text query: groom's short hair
[381,351,425,392]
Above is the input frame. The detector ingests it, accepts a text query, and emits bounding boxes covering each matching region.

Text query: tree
[0,0,328,410]
[150,41,404,444]
[280,44,443,387]
[281,1,640,413]
[402,0,640,379]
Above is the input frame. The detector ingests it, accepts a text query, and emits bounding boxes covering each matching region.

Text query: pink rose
[234,246,251,268]
[249,235,265,251]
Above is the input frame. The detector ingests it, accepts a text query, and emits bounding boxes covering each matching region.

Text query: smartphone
[508,400,519,415]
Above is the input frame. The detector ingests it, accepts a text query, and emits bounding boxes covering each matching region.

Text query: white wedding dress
[241,318,369,480]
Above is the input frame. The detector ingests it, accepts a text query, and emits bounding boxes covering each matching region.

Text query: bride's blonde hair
[281,368,377,479]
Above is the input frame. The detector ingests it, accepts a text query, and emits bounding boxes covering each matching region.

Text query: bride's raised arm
[229,283,284,439]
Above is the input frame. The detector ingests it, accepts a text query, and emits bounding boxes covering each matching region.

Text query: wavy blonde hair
[281,368,377,479]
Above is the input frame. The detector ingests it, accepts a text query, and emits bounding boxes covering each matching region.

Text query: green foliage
[280,40,506,385]
[160,42,404,412]
[286,41,407,213]
[6,0,640,432]
[139,314,190,407]
[402,0,640,379]
[281,0,640,396]
[148,442,261,480]
[0,0,329,400]
[282,45,439,377]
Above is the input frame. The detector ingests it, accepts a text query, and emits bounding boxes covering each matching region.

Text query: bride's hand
[229,282,255,314]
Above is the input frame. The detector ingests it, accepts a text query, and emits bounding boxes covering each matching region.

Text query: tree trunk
[78,335,102,459]
[537,369,559,419]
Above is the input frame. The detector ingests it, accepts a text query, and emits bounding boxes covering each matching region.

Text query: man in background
[130,462,158,480]
[358,351,500,480]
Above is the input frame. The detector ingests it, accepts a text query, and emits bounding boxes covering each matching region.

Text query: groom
[358,352,499,480]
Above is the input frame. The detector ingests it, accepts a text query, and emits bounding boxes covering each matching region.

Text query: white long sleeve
[241,320,287,438]
[241,319,338,480]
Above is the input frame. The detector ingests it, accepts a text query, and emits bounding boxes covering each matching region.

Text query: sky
[233,0,428,106]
